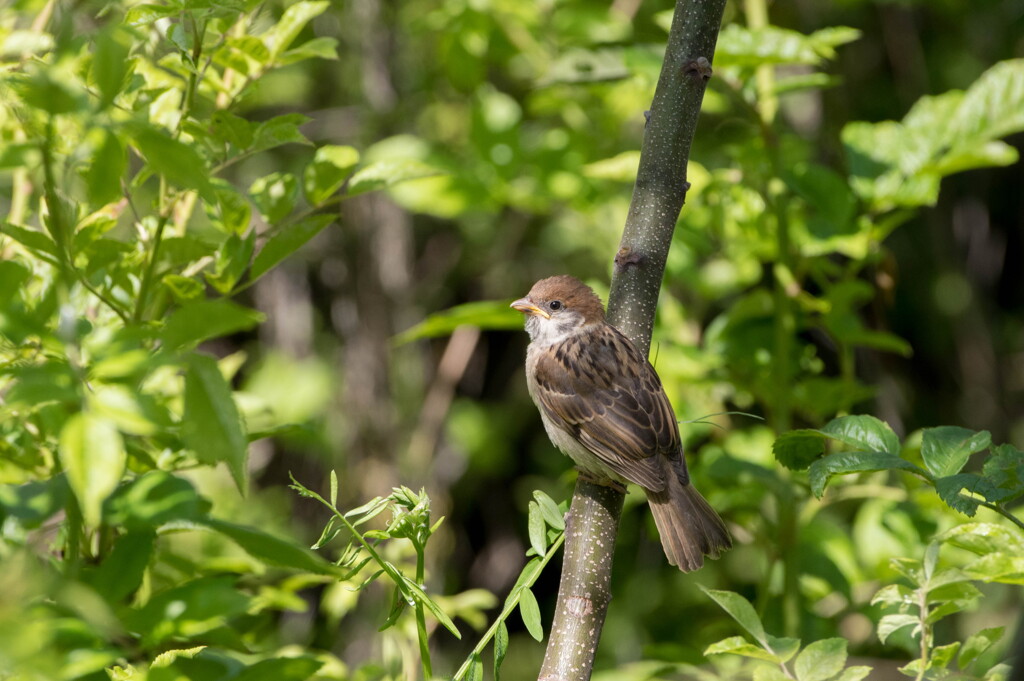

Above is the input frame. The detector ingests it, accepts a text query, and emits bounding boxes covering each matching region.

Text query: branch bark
[538,1,727,679]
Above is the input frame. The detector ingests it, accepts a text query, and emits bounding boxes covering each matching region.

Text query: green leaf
[183,354,249,495]
[59,412,126,526]
[11,68,85,115]
[162,274,205,303]
[86,129,127,206]
[280,36,339,65]
[766,635,802,664]
[518,587,544,641]
[877,614,918,644]
[104,471,210,529]
[91,26,132,108]
[210,111,255,150]
[821,415,901,456]
[402,574,461,638]
[494,620,509,681]
[964,553,1024,584]
[250,215,334,282]
[231,657,323,681]
[465,653,484,681]
[982,444,1024,502]
[921,426,991,477]
[794,638,847,681]
[125,575,250,646]
[252,114,312,153]
[0,475,70,527]
[203,518,338,574]
[347,159,443,196]
[702,588,768,647]
[715,24,860,67]
[207,230,256,294]
[773,429,827,470]
[833,668,872,681]
[940,523,1024,556]
[129,124,213,198]
[262,1,330,58]
[162,300,265,351]
[934,474,1001,516]
[303,145,360,204]
[209,182,252,235]
[533,490,565,531]
[704,636,780,663]
[958,627,1005,670]
[0,260,31,304]
[809,452,927,498]
[394,301,524,344]
[250,172,298,223]
[89,530,155,602]
[527,501,547,556]
[949,59,1024,144]
[2,223,60,259]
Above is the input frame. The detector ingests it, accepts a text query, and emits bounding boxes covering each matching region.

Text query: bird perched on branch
[511,275,731,571]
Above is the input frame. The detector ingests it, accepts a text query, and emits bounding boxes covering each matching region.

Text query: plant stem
[415,544,432,679]
[915,586,930,681]
[539,1,727,677]
[453,531,565,680]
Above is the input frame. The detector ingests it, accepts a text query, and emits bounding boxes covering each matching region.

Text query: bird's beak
[510,297,550,319]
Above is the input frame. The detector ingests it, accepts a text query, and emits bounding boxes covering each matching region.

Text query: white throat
[524,312,588,347]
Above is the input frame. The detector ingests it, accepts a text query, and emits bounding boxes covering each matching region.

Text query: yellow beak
[510,297,550,319]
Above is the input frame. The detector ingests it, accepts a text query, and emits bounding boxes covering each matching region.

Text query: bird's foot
[576,470,628,494]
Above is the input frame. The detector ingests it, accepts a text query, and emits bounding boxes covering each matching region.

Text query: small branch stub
[685,55,713,80]
[613,246,644,273]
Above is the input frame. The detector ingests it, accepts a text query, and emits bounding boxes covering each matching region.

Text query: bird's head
[511,275,606,345]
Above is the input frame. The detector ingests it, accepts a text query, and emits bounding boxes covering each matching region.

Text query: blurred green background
[1,0,1023,678]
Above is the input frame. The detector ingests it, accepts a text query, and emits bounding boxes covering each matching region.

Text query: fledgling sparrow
[511,275,731,571]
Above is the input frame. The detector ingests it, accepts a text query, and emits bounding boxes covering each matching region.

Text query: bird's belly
[541,415,626,484]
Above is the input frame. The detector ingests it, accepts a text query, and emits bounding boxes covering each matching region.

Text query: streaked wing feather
[532,325,682,491]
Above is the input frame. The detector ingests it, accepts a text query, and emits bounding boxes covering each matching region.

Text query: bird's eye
[548,300,562,311]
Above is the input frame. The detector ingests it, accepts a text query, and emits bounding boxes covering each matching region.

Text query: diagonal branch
[538,1,727,678]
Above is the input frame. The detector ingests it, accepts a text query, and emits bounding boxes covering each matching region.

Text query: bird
[511,275,731,571]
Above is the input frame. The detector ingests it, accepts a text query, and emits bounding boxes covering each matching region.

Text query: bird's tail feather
[646,477,731,572]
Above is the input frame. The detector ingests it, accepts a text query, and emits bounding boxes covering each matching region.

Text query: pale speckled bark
[537,1,727,679]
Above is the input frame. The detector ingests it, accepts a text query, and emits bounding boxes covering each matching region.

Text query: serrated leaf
[878,614,918,644]
[773,429,827,470]
[250,215,333,282]
[59,413,126,526]
[808,452,927,498]
[871,584,914,606]
[930,642,961,670]
[519,587,543,641]
[183,354,249,495]
[494,620,509,681]
[821,415,900,455]
[794,638,847,681]
[934,474,1000,516]
[766,635,802,664]
[704,636,780,663]
[982,444,1024,502]
[161,300,264,350]
[702,588,767,647]
[533,490,565,531]
[921,426,991,477]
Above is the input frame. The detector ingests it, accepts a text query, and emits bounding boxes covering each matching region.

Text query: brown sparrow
[511,275,731,571]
